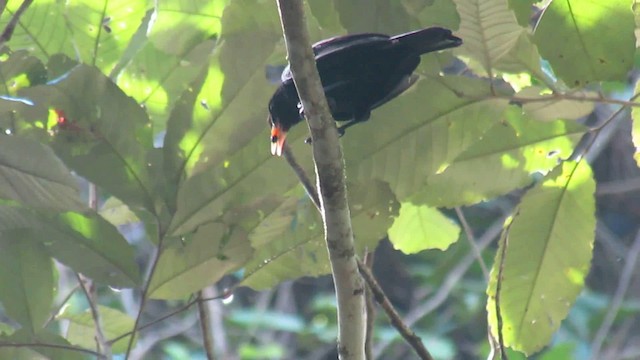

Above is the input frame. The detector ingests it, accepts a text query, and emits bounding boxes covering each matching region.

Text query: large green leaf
[0,136,84,211]
[64,0,148,71]
[414,106,587,207]
[1,0,147,72]
[332,0,419,34]
[59,305,135,354]
[487,161,596,355]
[0,237,53,334]
[118,39,216,128]
[21,65,155,211]
[148,222,252,299]
[533,0,635,87]
[148,0,228,55]
[0,206,140,287]
[0,0,74,61]
[241,180,397,290]
[345,76,507,201]
[454,0,523,76]
[166,0,290,234]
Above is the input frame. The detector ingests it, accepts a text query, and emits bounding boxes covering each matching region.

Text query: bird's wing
[280,33,391,82]
[369,74,419,111]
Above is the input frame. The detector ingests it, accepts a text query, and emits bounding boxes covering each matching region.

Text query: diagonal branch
[275,2,365,359]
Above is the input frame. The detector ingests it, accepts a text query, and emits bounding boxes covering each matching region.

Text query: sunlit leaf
[487,161,596,354]
[388,202,460,253]
[534,0,635,86]
[454,0,523,76]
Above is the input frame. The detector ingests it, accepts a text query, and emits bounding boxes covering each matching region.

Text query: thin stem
[44,283,80,327]
[124,222,166,359]
[363,251,376,360]
[357,259,433,360]
[455,207,489,280]
[283,143,321,210]
[77,273,111,358]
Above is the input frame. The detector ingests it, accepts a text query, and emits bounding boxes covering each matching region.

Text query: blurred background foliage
[0,0,638,359]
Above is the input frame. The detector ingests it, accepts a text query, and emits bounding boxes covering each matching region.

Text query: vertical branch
[197,291,216,360]
[275,2,365,359]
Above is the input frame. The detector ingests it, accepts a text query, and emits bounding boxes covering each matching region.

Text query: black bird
[267,27,462,156]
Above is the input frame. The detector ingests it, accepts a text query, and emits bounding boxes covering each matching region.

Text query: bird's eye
[271,135,278,143]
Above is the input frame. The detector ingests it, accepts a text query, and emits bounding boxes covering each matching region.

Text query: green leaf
[332,0,419,34]
[241,195,329,290]
[98,197,140,226]
[533,0,635,86]
[0,237,53,334]
[0,0,74,61]
[59,305,135,354]
[0,206,140,287]
[345,76,507,201]
[148,0,228,55]
[307,0,345,33]
[388,202,460,253]
[166,1,291,234]
[46,212,141,287]
[0,136,85,211]
[118,39,217,128]
[64,0,148,72]
[242,181,398,289]
[148,222,252,299]
[487,161,596,355]
[415,106,587,206]
[454,0,524,76]
[0,329,84,360]
[519,87,595,121]
[508,0,536,27]
[350,180,400,252]
[414,0,461,29]
[21,65,155,211]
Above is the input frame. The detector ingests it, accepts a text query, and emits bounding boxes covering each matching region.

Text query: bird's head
[268,85,302,156]
[268,113,288,157]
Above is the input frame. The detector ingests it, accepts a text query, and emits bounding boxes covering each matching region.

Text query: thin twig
[494,216,514,360]
[590,229,640,359]
[44,283,81,326]
[363,251,376,360]
[124,222,166,359]
[0,0,33,47]
[357,259,433,360]
[109,288,232,345]
[197,291,216,360]
[455,207,489,280]
[283,143,321,210]
[76,273,112,358]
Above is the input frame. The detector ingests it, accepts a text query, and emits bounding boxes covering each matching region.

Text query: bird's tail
[392,27,462,54]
